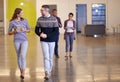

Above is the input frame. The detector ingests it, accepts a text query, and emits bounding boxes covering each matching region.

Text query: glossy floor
[0,34,120,82]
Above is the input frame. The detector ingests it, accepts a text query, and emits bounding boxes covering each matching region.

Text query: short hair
[42,5,50,9]
[52,9,57,12]
[69,13,74,16]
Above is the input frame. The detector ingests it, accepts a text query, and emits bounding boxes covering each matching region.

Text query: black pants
[54,34,59,56]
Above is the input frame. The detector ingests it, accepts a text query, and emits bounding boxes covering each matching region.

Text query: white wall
[36,0,120,33]
[2,0,120,34]
[36,0,106,33]
[107,0,120,28]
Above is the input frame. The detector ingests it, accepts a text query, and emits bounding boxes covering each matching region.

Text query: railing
[111,24,120,34]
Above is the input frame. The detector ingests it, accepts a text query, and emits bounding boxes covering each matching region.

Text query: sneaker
[44,77,49,80]
[20,75,24,80]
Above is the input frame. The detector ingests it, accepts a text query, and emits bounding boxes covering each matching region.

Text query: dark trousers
[54,34,59,56]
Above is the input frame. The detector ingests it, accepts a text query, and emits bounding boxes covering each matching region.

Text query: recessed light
[20,2,24,6]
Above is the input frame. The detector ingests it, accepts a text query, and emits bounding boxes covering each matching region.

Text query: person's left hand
[72,27,75,30]
[40,32,47,39]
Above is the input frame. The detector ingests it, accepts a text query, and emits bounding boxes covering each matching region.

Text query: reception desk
[85,24,106,36]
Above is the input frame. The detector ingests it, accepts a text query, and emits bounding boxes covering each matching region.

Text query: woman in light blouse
[64,13,76,60]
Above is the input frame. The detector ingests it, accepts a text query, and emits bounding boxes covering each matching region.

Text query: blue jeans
[14,41,28,70]
[65,33,75,52]
[41,41,55,74]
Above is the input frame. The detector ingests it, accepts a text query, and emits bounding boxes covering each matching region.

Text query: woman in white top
[64,13,76,60]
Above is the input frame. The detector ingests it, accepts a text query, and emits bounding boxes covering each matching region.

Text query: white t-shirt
[66,21,74,32]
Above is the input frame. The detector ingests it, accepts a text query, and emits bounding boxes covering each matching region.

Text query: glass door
[76,4,87,33]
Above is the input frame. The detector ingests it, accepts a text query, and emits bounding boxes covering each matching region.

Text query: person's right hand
[15,28,21,33]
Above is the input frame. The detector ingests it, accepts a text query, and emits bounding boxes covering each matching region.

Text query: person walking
[64,13,76,60]
[8,8,30,80]
[52,9,62,58]
[35,5,59,80]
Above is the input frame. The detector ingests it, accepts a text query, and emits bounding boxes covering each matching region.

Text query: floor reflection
[52,58,60,82]
[0,34,120,82]
[65,59,75,82]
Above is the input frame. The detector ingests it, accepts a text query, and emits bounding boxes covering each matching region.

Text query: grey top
[8,19,30,42]
[36,15,58,28]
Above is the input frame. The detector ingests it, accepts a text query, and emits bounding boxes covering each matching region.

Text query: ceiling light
[20,2,24,6]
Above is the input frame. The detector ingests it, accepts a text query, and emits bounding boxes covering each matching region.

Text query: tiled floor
[0,34,120,82]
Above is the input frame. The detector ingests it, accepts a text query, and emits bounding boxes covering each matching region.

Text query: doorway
[0,0,4,35]
[48,5,57,14]
[76,4,87,33]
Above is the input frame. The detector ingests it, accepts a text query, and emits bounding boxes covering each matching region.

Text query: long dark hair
[10,8,24,21]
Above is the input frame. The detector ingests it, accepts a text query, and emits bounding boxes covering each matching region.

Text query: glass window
[92,4,106,25]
